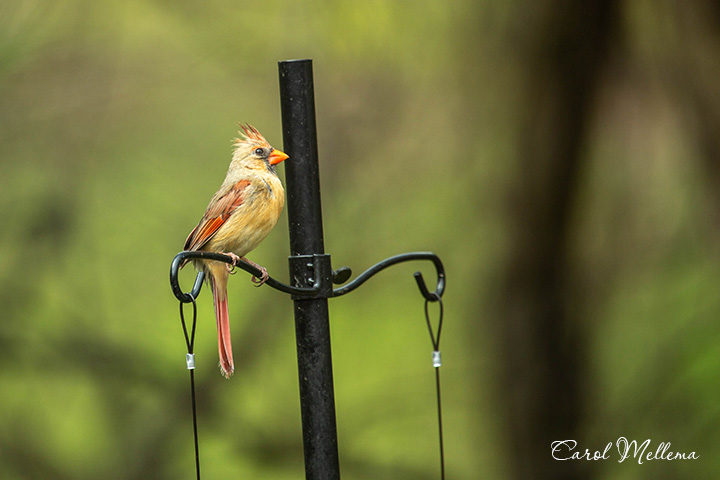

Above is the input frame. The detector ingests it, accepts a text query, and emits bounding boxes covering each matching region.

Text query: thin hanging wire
[424,296,445,480]
[179,295,201,480]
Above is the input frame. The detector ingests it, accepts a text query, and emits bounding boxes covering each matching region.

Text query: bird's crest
[235,123,269,147]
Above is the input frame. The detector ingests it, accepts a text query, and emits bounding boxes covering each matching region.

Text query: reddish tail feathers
[211,276,234,378]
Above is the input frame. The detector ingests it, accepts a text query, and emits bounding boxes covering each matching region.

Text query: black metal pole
[278,59,341,480]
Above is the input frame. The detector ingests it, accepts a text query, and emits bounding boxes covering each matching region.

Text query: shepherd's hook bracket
[170,250,445,303]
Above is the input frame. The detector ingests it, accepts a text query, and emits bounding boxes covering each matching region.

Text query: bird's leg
[240,257,269,287]
[222,252,242,274]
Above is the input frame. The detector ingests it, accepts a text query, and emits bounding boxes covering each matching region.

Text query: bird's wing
[184,180,251,252]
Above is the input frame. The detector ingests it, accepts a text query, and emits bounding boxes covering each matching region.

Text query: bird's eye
[254,147,265,156]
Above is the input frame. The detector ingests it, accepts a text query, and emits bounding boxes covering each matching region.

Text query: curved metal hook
[332,251,445,301]
[171,250,445,303]
[170,253,205,302]
[170,250,320,303]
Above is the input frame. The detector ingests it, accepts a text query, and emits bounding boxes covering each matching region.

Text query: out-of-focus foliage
[1,1,720,479]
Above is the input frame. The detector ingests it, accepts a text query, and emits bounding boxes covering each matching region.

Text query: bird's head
[231,124,289,173]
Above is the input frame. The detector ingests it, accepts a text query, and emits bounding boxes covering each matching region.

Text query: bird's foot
[251,268,269,287]
[223,252,242,274]
[241,257,269,287]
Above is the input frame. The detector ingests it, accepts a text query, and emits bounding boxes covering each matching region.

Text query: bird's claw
[223,252,242,274]
[238,257,269,287]
[251,267,269,287]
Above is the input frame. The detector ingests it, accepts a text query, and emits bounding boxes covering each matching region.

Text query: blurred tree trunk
[490,2,619,479]
[665,0,720,227]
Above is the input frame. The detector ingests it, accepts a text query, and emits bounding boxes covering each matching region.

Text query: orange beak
[269,149,289,165]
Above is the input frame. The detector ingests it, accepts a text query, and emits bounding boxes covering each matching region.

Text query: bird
[182,124,289,378]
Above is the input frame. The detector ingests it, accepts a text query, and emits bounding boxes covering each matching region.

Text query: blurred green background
[2,0,720,479]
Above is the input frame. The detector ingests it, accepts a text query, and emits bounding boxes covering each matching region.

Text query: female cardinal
[182,124,289,378]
